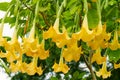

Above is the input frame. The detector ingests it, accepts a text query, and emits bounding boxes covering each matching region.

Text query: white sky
[0,0,12,80]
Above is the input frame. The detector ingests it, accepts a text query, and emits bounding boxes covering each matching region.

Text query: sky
[0,0,12,80]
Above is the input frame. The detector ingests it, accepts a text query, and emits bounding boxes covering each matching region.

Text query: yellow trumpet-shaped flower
[87,23,111,50]
[23,38,49,59]
[72,14,94,42]
[91,48,106,64]
[22,57,43,75]
[0,28,22,63]
[23,25,49,59]
[52,52,69,74]
[0,51,17,63]
[96,62,111,79]
[23,37,40,57]
[43,18,69,48]
[114,63,120,69]
[38,40,49,60]
[109,30,120,50]
[9,60,22,72]
[94,21,103,36]
[43,26,57,39]
[55,27,70,48]
[62,38,82,62]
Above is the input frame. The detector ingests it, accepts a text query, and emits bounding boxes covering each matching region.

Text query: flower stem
[96,0,101,21]
[0,59,10,75]
[57,0,66,18]
[29,0,40,39]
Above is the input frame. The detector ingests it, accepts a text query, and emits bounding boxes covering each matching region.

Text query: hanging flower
[23,25,49,59]
[21,57,43,75]
[94,21,103,36]
[109,30,120,50]
[9,60,22,72]
[52,51,69,74]
[43,18,69,48]
[87,23,111,50]
[38,40,49,60]
[0,28,22,63]
[91,48,106,64]
[72,14,95,42]
[96,62,111,79]
[114,63,120,69]
[62,38,82,62]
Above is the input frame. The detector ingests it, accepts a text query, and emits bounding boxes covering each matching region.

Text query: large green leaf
[0,2,10,11]
[107,48,120,62]
[87,9,99,29]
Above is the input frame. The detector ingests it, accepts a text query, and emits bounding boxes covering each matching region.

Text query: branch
[82,53,97,80]
[22,3,50,28]
[39,12,50,27]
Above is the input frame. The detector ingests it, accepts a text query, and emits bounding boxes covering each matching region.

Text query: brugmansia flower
[23,25,49,59]
[0,28,22,63]
[72,14,95,42]
[43,18,68,48]
[62,38,82,62]
[109,30,120,50]
[52,52,69,74]
[9,60,22,72]
[114,63,120,69]
[94,21,103,36]
[87,23,111,50]
[96,62,111,79]
[91,48,106,64]
[38,40,49,60]
[21,57,43,75]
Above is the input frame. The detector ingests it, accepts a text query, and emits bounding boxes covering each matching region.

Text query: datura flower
[62,38,82,62]
[109,30,120,50]
[96,62,111,79]
[72,14,94,42]
[91,48,106,64]
[52,53,69,74]
[87,23,111,50]
[43,18,68,48]
[23,25,49,59]
[21,57,43,75]
[114,63,120,69]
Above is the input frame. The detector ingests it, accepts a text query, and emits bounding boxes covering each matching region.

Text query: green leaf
[0,2,10,11]
[87,9,99,29]
[107,48,120,62]
[70,5,78,15]
[78,72,86,79]
[67,0,77,9]
[39,3,50,12]
[72,71,79,79]
[50,77,58,80]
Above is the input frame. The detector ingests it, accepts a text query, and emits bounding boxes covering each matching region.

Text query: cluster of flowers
[0,24,49,75]
[43,14,120,78]
[0,13,120,79]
